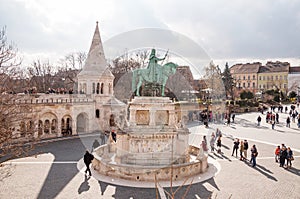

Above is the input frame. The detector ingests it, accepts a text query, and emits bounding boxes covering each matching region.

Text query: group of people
[231,138,258,167]
[201,128,223,154]
[204,132,259,167]
[257,104,300,129]
[274,144,294,169]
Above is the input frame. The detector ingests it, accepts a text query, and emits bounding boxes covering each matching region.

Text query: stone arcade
[12,22,126,138]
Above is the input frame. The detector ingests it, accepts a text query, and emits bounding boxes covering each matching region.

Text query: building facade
[288,66,300,96]
[257,61,289,93]
[13,23,126,139]
[230,62,261,93]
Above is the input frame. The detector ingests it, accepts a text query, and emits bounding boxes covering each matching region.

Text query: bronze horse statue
[132,62,178,96]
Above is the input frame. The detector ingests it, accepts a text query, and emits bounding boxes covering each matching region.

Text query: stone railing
[3,94,95,104]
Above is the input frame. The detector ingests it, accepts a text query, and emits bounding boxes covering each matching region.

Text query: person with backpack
[84,150,94,176]
[286,147,294,168]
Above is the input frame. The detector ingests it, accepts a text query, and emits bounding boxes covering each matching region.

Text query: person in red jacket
[275,145,280,163]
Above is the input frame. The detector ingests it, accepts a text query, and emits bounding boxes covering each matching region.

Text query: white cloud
[0,0,299,70]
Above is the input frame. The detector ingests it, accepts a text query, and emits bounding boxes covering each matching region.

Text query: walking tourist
[275,145,280,163]
[257,115,261,126]
[84,150,94,176]
[298,115,300,128]
[232,113,235,123]
[216,128,222,138]
[271,119,275,130]
[286,116,291,128]
[217,136,222,153]
[279,145,287,168]
[232,138,240,157]
[286,147,294,168]
[201,135,208,152]
[239,140,245,160]
[250,145,258,167]
[210,133,216,152]
[276,113,279,123]
[243,140,249,160]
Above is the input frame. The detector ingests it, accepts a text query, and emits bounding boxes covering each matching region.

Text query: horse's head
[163,62,178,75]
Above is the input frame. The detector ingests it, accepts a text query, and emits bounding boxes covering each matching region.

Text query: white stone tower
[77,22,114,97]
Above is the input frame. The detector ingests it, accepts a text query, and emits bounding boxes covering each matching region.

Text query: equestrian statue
[132,49,178,96]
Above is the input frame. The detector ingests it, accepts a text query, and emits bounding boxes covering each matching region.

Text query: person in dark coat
[232,113,235,123]
[257,115,262,126]
[216,136,222,153]
[84,150,94,176]
[231,139,240,157]
[279,146,287,168]
[250,145,258,167]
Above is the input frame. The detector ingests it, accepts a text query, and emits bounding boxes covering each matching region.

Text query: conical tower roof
[78,22,113,77]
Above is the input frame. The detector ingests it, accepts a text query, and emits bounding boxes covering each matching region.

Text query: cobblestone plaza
[1,110,299,199]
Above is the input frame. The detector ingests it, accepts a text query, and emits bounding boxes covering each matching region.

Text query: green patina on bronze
[132,49,178,96]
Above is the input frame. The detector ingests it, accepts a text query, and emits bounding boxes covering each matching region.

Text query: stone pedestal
[116,97,190,166]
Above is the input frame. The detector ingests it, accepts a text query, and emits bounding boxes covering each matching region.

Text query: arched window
[253,75,255,80]
[44,120,50,134]
[96,109,100,118]
[100,83,104,94]
[253,82,255,88]
[61,119,65,134]
[92,83,95,94]
[96,83,100,94]
[79,83,82,94]
[51,119,57,134]
[108,83,112,94]
[38,120,43,136]
[83,83,87,94]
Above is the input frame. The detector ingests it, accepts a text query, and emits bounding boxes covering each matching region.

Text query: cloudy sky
[1,0,300,70]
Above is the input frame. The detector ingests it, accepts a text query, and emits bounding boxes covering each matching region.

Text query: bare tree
[0,26,38,160]
[204,61,225,101]
[56,52,86,91]
[27,59,56,93]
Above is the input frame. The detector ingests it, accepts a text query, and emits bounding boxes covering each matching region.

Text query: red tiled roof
[289,66,300,73]
[230,62,261,74]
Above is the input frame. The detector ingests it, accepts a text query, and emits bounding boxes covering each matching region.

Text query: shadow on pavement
[256,164,273,174]
[113,184,157,199]
[98,180,109,195]
[221,144,230,150]
[286,167,300,176]
[245,162,277,181]
[208,153,216,159]
[35,135,100,199]
[220,153,232,162]
[238,118,269,129]
[163,177,216,199]
[78,175,91,194]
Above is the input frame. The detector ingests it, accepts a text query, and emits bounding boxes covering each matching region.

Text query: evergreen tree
[222,62,234,99]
